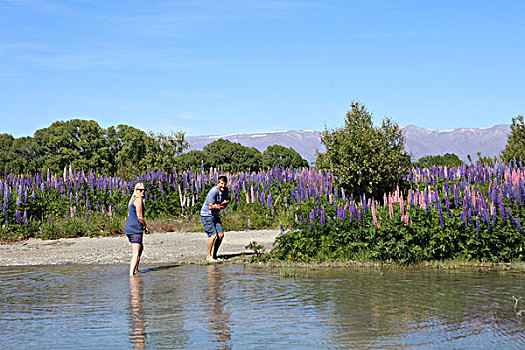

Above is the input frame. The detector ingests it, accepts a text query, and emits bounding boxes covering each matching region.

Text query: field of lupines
[1,161,524,263]
[0,165,322,240]
[273,159,525,263]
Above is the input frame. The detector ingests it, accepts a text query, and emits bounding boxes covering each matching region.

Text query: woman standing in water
[125,183,149,275]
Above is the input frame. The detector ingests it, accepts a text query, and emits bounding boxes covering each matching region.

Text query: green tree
[10,137,37,174]
[0,133,14,172]
[261,145,309,169]
[106,124,150,177]
[317,101,411,198]
[32,119,111,174]
[174,150,209,171]
[416,153,463,168]
[2,120,189,177]
[203,139,262,173]
[142,130,189,172]
[501,115,525,163]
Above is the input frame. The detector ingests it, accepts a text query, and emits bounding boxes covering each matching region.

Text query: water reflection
[205,265,232,349]
[1,265,524,349]
[128,275,146,349]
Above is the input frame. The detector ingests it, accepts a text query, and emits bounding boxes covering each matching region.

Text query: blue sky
[1,0,524,138]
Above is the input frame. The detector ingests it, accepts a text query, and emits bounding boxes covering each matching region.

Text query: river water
[1,263,524,349]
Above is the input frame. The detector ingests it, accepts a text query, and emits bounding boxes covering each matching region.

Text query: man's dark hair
[218,175,228,183]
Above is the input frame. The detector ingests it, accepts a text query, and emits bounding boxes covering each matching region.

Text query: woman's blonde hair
[129,182,146,206]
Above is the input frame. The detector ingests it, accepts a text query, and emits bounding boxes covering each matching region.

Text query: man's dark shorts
[127,233,143,244]
[201,215,223,237]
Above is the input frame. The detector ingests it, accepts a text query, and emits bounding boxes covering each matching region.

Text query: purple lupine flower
[85,213,89,223]
[16,188,22,207]
[460,211,467,228]
[499,197,507,226]
[437,199,444,228]
[260,192,265,207]
[506,206,515,226]
[424,188,431,213]
[444,193,450,214]
[309,223,314,231]
[476,217,481,236]
[15,210,21,224]
[40,228,43,236]
[280,223,284,233]
[486,211,492,232]
[516,216,524,235]
[23,210,28,227]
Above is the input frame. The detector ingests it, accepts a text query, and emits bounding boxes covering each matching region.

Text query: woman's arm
[134,197,149,233]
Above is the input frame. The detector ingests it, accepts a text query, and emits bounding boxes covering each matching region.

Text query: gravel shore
[0,229,281,266]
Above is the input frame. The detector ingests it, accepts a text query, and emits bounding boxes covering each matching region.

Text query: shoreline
[0,229,281,266]
[2,229,524,272]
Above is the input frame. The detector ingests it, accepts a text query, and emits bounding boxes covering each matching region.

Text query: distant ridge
[186,125,511,164]
[402,124,510,162]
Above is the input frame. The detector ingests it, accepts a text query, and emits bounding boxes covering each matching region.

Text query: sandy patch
[0,229,281,266]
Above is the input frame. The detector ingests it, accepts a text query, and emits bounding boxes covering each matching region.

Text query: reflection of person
[206,265,231,347]
[129,276,146,349]
[125,183,149,275]
[200,176,230,262]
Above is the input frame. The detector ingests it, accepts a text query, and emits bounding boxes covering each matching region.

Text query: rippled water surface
[1,264,524,349]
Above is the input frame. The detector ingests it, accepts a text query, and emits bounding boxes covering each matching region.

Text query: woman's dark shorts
[201,216,223,237]
[127,233,143,244]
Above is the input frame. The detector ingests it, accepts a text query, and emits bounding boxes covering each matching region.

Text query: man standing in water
[201,175,230,262]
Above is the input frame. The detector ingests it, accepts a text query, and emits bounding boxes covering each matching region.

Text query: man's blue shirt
[200,186,230,217]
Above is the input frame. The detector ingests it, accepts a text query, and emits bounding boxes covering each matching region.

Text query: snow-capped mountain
[185,125,511,164]
[402,124,510,162]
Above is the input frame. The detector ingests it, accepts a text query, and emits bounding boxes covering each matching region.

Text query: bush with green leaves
[501,114,525,163]
[316,101,411,199]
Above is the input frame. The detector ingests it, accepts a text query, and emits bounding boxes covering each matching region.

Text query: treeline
[177,140,308,173]
[0,120,189,178]
[0,119,309,178]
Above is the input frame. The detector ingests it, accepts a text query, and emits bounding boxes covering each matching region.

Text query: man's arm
[207,188,225,209]
[221,189,231,205]
[208,202,225,210]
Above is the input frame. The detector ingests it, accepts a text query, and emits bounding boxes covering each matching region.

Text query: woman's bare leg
[130,243,143,275]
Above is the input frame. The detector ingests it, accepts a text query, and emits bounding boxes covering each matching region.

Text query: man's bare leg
[206,234,217,261]
[212,232,224,259]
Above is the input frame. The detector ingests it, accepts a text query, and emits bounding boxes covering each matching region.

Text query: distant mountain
[186,130,324,164]
[402,124,510,162]
[185,125,511,164]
